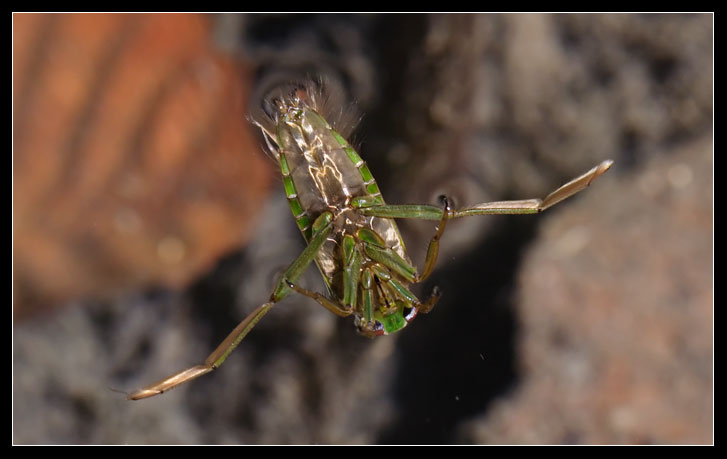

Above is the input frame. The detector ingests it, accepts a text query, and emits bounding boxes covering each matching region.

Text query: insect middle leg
[283,280,353,317]
[352,194,453,285]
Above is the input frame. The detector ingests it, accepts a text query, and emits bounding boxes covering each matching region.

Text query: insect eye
[262,97,286,120]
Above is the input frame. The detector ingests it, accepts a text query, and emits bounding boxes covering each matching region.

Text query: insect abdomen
[277,104,382,241]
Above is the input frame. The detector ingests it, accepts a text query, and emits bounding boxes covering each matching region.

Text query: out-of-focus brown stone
[462,136,713,444]
[13,14,272,318]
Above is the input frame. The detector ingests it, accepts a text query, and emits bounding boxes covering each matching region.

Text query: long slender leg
[127,302,274,400]
[355,160,613,220]
[350,160,613,312]
[127,212,334,400]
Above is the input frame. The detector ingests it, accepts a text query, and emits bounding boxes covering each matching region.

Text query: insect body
[127,81,613,400]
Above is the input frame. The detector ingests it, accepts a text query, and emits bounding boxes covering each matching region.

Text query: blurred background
[13,13,712,444]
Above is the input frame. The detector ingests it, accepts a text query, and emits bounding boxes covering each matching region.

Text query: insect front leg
[127,212,335,400]
[352,194,453,284]
[356,228,444,317]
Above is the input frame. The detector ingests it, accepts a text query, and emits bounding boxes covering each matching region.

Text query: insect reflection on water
[127,79,613,400]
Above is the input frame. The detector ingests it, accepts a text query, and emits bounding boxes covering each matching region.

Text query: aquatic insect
[127,80,613,400]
